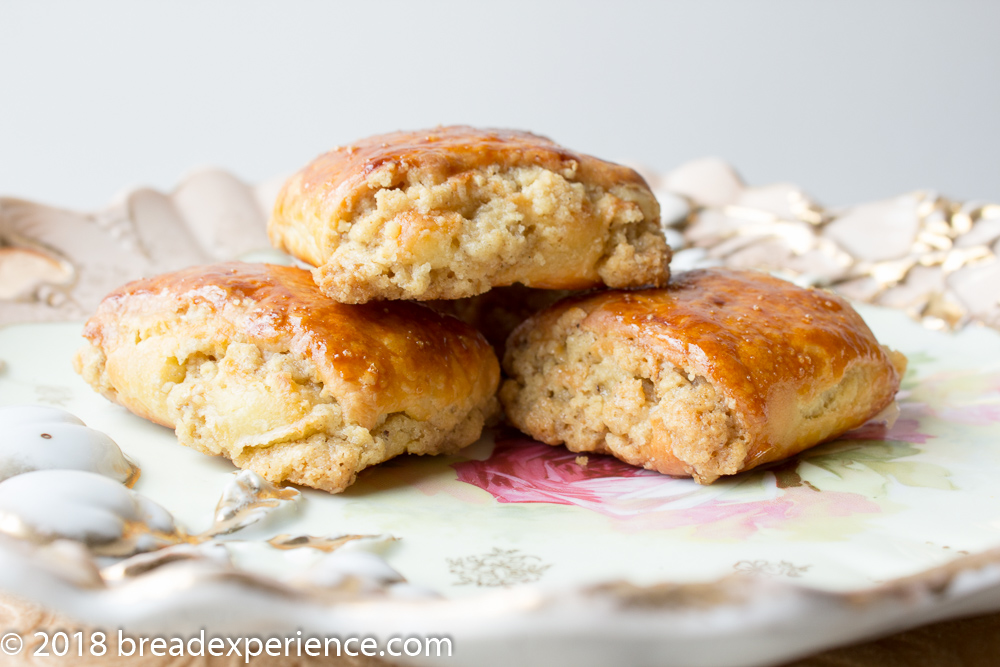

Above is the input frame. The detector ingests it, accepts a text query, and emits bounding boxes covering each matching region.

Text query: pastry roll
[500,268,907,484]
[268,125,670,303]
[74,262,500,493]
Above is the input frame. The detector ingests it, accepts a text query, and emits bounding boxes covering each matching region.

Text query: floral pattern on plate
[453,367,1000,539]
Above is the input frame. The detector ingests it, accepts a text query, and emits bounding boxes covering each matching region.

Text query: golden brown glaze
[83,263,499,430]
[504,268,906,480]
[276,126,650,222]
[579,270,886,427]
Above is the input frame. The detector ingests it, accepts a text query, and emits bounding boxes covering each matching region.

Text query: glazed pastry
[268,125,669,303]
[74,263,500,493]
[500,268,907,484]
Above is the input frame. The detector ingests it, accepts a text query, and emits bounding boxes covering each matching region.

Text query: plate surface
[2,304,1000,666]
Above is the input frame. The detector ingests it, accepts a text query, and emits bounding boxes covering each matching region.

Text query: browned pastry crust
[73,263,500,493]
[500,268,907,484]
[268,126,669,303]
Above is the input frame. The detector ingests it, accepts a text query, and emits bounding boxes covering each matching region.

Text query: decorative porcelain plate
[1,169,1000,667]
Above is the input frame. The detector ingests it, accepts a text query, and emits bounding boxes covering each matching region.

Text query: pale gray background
[1,0,997,210]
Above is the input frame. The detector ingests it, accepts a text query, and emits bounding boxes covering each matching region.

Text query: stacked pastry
[75,126,905,492]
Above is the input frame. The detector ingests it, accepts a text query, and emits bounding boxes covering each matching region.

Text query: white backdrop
[1,0,997,210]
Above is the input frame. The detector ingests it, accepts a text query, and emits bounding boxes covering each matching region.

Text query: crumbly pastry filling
[311,165,666,302]
[501,308,750,483]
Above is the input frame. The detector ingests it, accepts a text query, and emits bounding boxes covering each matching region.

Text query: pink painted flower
[909,371,1000,426]
[840,416,934,444]
[453,431,881,537]
[643,488,880,540]
[936,404,1000,426]
[454,433,655,507]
